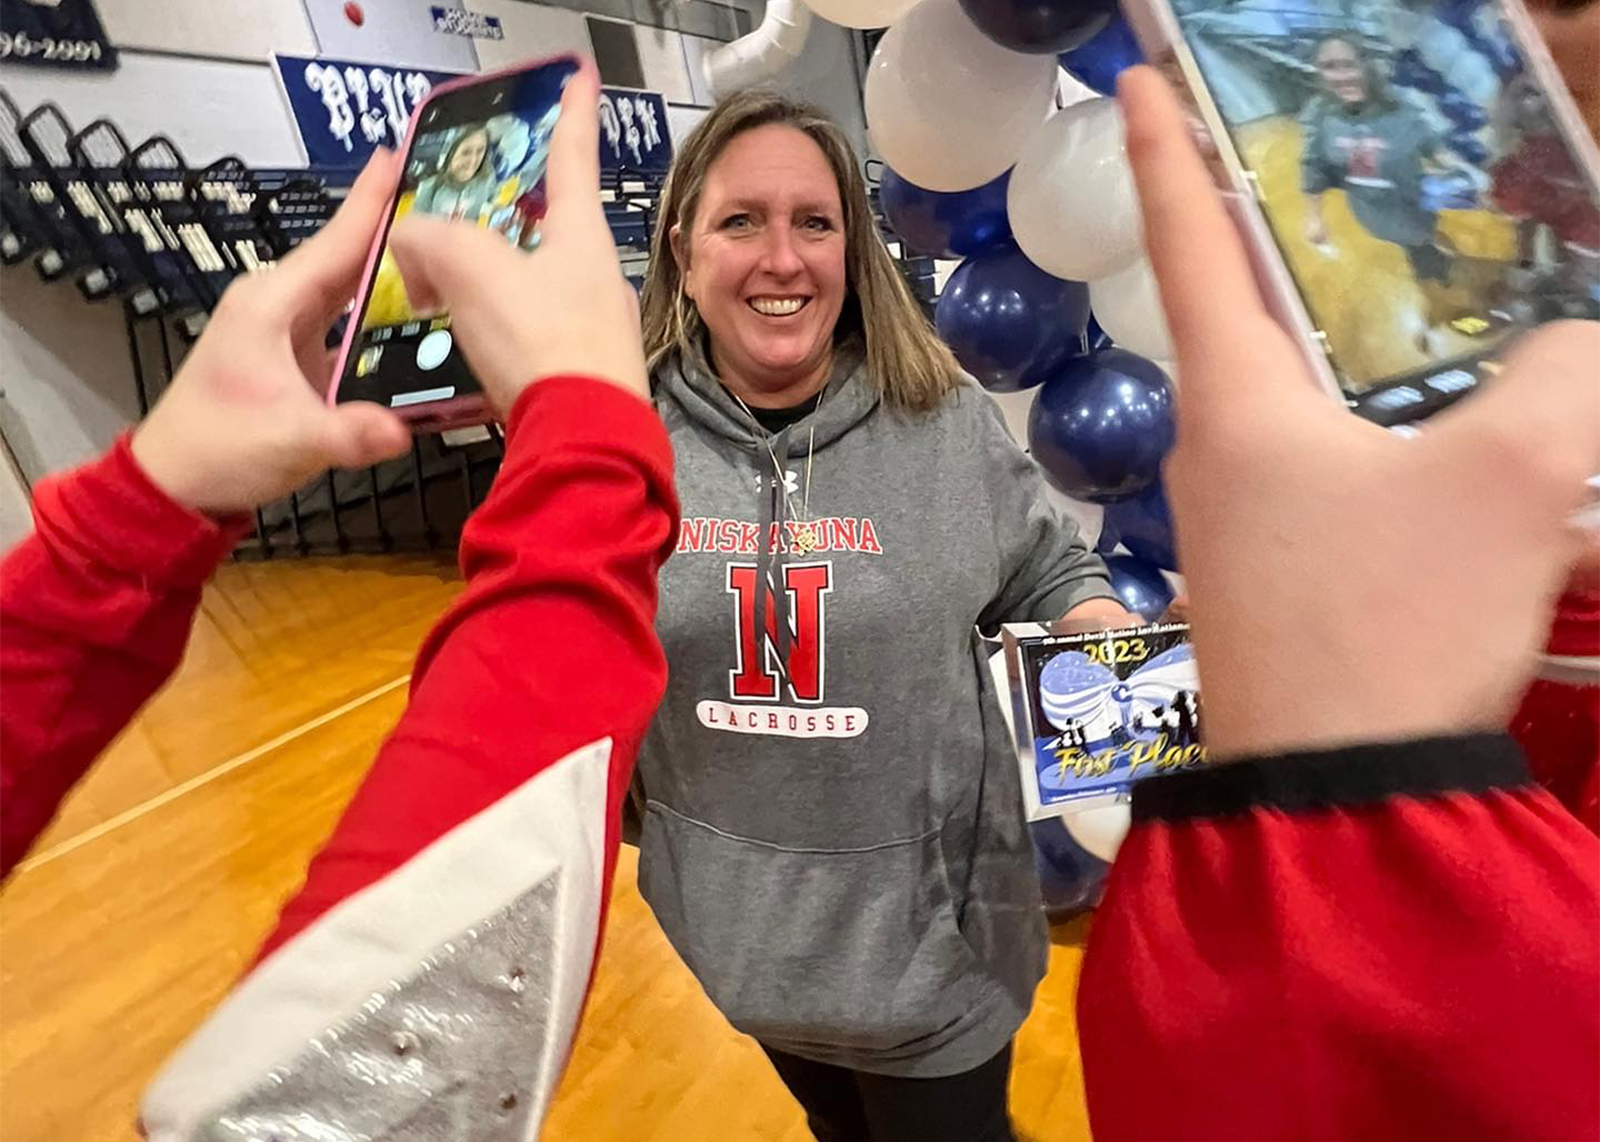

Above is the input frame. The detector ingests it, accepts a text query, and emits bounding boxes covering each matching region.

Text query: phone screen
[1168,0,1599,422]
[334,58,580,412]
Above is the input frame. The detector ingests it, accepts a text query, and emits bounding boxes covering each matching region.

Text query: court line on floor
[15,674,413,875]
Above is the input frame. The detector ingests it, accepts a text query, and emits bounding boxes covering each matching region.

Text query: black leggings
[762,1042,1016,1142]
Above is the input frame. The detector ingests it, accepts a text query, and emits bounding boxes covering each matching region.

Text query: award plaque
[1002,621,1208,819]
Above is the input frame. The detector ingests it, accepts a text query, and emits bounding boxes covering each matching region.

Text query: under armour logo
[754,471,801,496]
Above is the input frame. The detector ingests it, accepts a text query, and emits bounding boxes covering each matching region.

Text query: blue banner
[276,56,674,178]
[430,6,504,40]
[275,54,463,168]
[599,88,673,175]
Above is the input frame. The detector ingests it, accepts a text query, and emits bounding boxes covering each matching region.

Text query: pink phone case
[326,53,593,434]
[1117,0,1600,412]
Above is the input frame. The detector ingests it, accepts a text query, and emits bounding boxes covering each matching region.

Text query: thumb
[316,401,413,471]
[1429,320,1600,516]
[387,213,518,318]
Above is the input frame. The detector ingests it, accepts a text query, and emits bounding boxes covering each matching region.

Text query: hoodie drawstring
[756,427,795,692]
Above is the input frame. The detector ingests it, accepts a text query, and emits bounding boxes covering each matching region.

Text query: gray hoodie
[636,342,1115,1078]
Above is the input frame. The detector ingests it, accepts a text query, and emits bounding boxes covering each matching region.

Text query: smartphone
[1122,0,1600,426]
[328,55,585,430]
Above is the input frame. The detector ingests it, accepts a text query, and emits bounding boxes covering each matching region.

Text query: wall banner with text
[1,0,116,70]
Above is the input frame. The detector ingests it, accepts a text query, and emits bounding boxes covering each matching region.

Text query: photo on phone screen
[1166,0,1600,422]
[334,58,580,412]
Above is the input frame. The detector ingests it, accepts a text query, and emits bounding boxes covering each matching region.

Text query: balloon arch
[815,0,1181,900]
[847,0,1179,583]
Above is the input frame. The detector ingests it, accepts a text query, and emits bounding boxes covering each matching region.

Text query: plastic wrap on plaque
[1002,621,1208,819]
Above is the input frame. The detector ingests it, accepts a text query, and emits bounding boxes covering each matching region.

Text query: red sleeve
[1078,735,1599,1142]
[0,437,244,878]
[257,374,677,961]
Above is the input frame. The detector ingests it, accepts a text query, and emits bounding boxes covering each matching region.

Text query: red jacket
[3,376,680,1134]
[2,377,1596,1139]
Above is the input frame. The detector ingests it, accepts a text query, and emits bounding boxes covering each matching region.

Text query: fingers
[1116,68,1271,371]
[1530,6,1600,144]
[387,212,522,316]
[268,149,401,326]
[1431,320,1600,512]
[542,67,604,232]
[316,401,413,471]
[298,343,341,397]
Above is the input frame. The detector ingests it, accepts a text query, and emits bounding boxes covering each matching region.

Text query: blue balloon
[880,167,1012,260]
[1095,516,1120,556]
[1105,553,1173,620]
[936,240,1092,393]
[1450,133,1490,166]
[1027,349,1175,503]
[1100,477,1177,569]
[1439,90,1488,132]
[960,0,1118,54]
[1059,12,1145,96]
[1391,49,1446,96]
[1086,312,1113,352]
[1419,170,1479,213]
[1031,817,1108,918]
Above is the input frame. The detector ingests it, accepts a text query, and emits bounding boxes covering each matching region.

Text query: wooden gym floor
[0,554,1097,1142]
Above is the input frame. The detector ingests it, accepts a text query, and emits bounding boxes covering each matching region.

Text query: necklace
[730,386,824,555]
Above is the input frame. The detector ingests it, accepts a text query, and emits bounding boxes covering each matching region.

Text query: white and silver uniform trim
[141,737,614,1142]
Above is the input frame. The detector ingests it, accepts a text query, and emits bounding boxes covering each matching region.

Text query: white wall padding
[96,0,316,62]
[302,0,480,73]
[471,0,591,73]
[667,103,708,148]
[0,273,142,486]
[0,430,31,551]
[0,52,306,169]
[633,23,695,105]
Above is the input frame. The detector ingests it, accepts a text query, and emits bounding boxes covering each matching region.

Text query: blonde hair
[640,89,961,413]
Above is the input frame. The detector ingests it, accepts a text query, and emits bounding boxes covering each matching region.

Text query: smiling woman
[632,90,1129,1142]
[642,90,961,414]
[669,122,849,408]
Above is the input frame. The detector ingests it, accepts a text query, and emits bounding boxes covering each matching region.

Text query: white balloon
[1064,805,1131,864]
[805,0,925,28]
[1008,98,1142,281]
[1091,257,1173,361]
[865,0,1057,192]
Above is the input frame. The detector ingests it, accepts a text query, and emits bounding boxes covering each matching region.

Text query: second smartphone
[1123,0,1600,425]
[329,55,585,428]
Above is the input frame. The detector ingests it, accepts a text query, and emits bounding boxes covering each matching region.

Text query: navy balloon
[1450,133,1490,166]
[880,167,1012,260]
[959,0,1118,54]
[1439,90,1488,132]
[1100,477,1177,569]
[1391,49,1446,95]
[1031,817,1108,918]
[1059,11,1145,96]
[1105,553,1173,620]
[1095,512,1120,556]
[1027,349,1175,502]
[936,240,1092,393]
[1086,312,1112,352]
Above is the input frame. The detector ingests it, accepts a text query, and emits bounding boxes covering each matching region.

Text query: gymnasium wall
[0,0,870,485]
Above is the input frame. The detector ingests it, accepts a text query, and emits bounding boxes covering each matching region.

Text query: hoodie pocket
[639,800,987,1054]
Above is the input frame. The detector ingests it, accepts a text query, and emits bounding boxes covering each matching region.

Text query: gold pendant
[792,522,818,554]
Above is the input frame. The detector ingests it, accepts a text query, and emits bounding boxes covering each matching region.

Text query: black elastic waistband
[1131,733,1533,824]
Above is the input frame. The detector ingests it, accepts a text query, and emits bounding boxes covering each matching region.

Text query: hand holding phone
[386,68,649,413]
[330,54,646,428]
[129,156,412,516]
[1123,0,1600,425]
[1119,66,1600,759]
